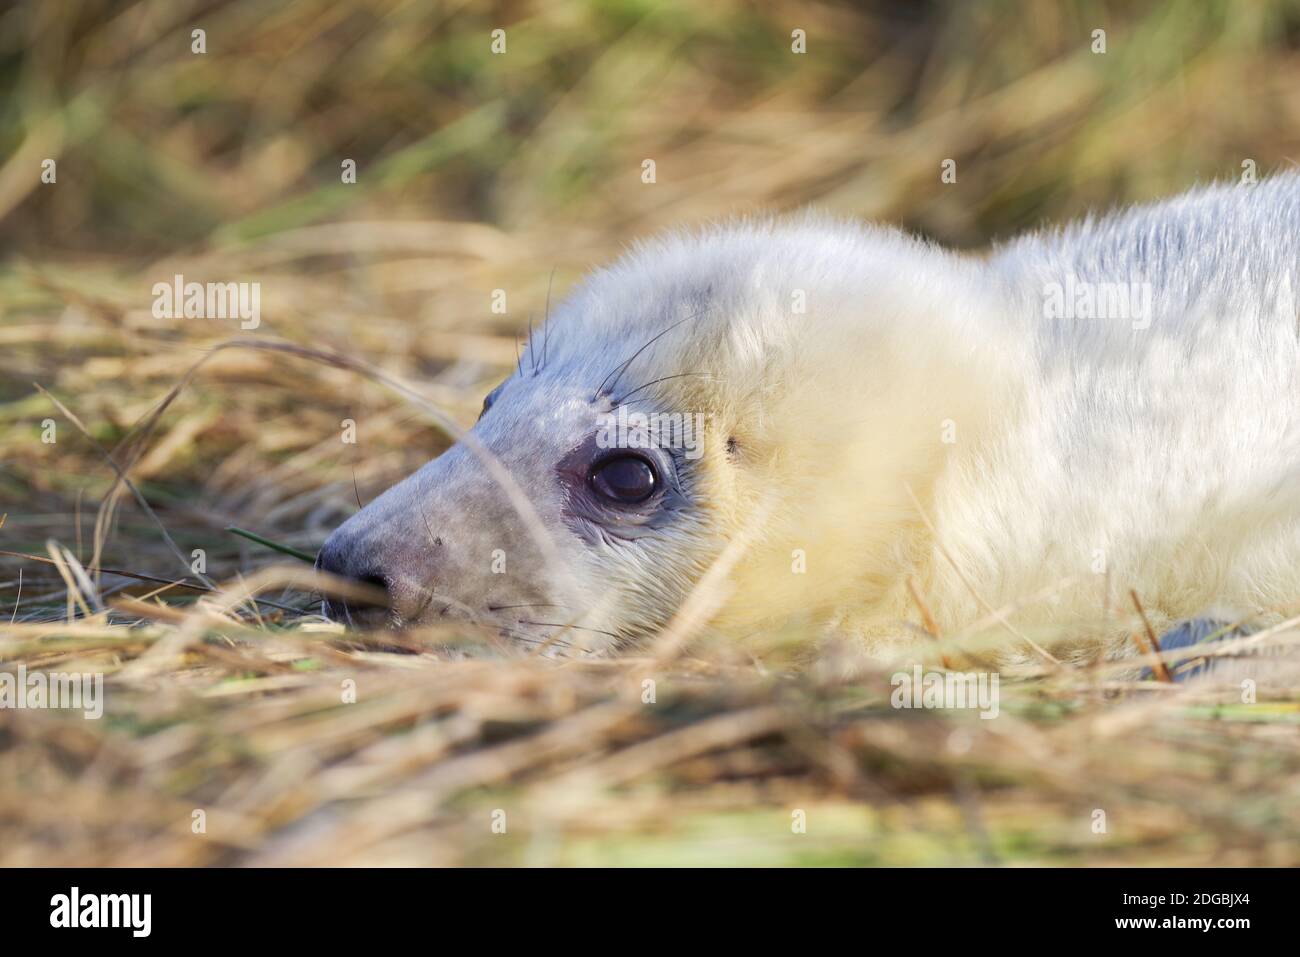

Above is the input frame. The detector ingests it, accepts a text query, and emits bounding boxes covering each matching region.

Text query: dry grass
[2,0,1300,866]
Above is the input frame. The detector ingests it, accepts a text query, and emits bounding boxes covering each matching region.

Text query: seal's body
[318,174,1300,665]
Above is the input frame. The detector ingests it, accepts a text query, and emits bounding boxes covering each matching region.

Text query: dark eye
[479,384,503,421]
[590,455,658,504]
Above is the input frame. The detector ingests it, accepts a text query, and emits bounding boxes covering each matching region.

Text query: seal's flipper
[1144,618,1253,682]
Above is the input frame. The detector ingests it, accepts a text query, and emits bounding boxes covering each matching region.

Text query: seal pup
[317,173,1300,669]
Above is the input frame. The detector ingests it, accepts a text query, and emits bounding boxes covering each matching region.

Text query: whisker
[594,307,709,400]
[614,372,718,407]
[487,602,567,611]
[526,311,537,376]
[352,466,365,510]
[542,266,556,371]
[9,568,22,624]
[500,627,575,653]
[518,619,620,640]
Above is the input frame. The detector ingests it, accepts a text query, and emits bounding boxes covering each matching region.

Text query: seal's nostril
[316,533,393,627]
[331,570,392,628]
[355,571,386,589]
[352,571,391,609]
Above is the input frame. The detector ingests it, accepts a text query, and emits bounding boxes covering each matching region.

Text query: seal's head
[317,217,1006,653]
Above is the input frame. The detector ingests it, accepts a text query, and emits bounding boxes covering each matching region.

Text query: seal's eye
[590,454,658,505]
[479,383,504,421]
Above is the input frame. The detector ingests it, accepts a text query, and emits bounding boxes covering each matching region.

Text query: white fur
[327,174,1300,664]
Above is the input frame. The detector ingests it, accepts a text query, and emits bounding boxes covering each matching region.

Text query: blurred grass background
[1,0,1299,866]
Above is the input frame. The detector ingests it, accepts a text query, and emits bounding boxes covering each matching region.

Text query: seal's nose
[315,531,394,628]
